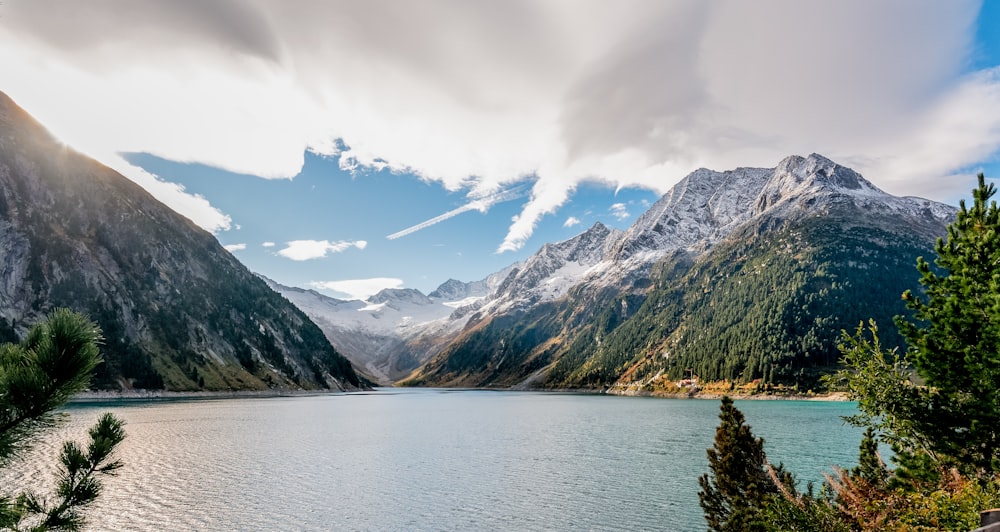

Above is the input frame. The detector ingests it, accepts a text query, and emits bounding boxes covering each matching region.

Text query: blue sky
[2,1,1000,299]
[123,151,658,295]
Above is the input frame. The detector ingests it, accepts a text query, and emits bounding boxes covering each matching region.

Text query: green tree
[852,427,889,487]
[699,396,779,531]
[0,309,126,531]
[703,174,1000,530]
[894,172,1000,474]
[831,173,1000,476]
[832,321,930,457]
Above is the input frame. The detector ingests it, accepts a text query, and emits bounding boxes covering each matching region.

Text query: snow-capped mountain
[610,153,950,265]
[488,222,623,311]
[750,154,953,223]
[265,274,506,384]
[270,153,955,390]
[406,154,956,388]
[611,165,774,262]
[477,153,952,317]
[428,278,488,300]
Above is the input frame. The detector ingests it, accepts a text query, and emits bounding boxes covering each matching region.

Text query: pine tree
[895,173,1000,474]
[699,396,778,531]
[852,427,888,486]
[0,309,126,531]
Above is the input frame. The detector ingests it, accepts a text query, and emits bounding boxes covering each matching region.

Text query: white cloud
[95,155,232,234]
[563,216,581,228]
[261,241,276,248]
[2,0,995,247]
[310,278,404,301]
[498,178,570,253]
[848,66,1000,199]
[387,184,530,240]
[609,203,630,221]
[277,239,367,261]
[223,243,247,252]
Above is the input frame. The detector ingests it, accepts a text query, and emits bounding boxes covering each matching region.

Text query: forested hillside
[549,216,934,390]
[406,155,952,391]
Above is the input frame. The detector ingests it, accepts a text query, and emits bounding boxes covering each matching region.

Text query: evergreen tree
[832,174,1000,476]
[0,309,126,531]
[728,173,1000,530]
[699,396,778,531]
[852,428,888,487]
[894,173,1000,474]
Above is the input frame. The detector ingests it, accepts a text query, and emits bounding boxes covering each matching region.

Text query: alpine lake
[7,389,867,531]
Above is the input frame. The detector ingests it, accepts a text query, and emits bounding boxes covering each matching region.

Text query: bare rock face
[0,91,363,391]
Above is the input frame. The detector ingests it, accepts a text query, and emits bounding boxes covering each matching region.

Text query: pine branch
[13,413,126,532]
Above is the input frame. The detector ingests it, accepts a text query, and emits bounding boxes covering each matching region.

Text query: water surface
[5,389,864,531]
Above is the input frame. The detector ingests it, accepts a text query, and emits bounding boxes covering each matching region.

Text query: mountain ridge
[401,153,954,389]
[266,153,953,392]
[0,90,364,391]
[264,274,497,384]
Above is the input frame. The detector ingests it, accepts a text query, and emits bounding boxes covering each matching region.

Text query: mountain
[265,271,511,384]
[0,91,363,391]
[404,154,954,391]
[489,222,624,310]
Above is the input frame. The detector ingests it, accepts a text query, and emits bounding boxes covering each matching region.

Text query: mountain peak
[612,164,773,261]
[490,219,623,306]
[369,287,433,306]
[428,279,466,299]
[427,277,494,301]
[754,153,886,215]
[773,153,881,193]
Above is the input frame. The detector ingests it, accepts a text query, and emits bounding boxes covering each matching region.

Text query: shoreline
[71,387,850,403]
[69,388,353,403]
[604,388,850,401]
[651,391,849,401]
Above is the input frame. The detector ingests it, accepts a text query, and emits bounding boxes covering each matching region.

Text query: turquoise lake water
[5,389,866,531]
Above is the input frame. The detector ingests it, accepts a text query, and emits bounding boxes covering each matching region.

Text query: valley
[0,90,956,394]
[272,155,953,393]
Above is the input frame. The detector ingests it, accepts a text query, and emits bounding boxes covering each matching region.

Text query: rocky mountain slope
[404,154,954,390]
[0,91,363,391]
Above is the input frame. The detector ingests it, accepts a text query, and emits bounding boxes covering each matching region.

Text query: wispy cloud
[310,278,403,300]
[387,184,529,240]
[498,178,569,253]
[278,239,367,261]
[609,203,630,221]
[261,241,275,248]
[563,216,581,228]
[223,243,247,252]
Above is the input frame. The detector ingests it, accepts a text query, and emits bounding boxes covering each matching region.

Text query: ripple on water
[1,392,864,531]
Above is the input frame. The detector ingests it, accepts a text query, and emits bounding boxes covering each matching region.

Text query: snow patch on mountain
[485,222,623,312]
[754,154,954,224]
[263,273,507,384]
[443,295,487,309]
[475,153,956,320]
